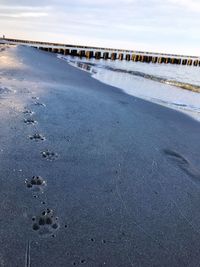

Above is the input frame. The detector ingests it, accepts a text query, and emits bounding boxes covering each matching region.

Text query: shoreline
[1,45,200,266]
[58,55,200,122]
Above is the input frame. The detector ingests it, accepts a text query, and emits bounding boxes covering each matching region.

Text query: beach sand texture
[0,45,200,267]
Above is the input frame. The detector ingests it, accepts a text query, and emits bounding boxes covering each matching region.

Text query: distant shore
[1,45,200,266]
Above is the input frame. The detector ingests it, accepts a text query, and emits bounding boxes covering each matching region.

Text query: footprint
[34,102,46,107]
[32,209,60,237]
[29,133,46,141]
[23,109,34,115]
[32,96,39,100]
[41,150,58,161]
[19,88,31,94]
[163,149,189,165]
[163,149,200,183]
[72,259,87,266]
[24,118,37,125]
[0,86,12,94]
[25,176,46,192]
[23,107,35,116]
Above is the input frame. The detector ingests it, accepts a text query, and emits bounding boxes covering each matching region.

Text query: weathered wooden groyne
[1,37,199,66]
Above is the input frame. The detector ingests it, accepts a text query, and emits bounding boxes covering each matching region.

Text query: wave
[64,57,200,93]
[99,65,200,93]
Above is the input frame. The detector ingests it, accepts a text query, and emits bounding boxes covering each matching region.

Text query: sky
[0,0,200,56]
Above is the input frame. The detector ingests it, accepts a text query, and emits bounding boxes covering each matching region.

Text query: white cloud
[1,12,48,18]
[11,12,48,18]
[168,0,200,12]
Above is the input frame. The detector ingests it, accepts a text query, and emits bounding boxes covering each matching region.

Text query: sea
[58,55,200,122]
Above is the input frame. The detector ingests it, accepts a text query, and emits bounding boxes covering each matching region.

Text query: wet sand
[0,45,200,267]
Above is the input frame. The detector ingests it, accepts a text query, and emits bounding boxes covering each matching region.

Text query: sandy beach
[1,45,200,267]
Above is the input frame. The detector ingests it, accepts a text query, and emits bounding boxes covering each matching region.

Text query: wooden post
[144,56,149,63]
[71,49,78,56]
[118,53,124,60]
[152,57,157,63]
[171,58,175,64]
[193,60,198,66]
[52,48,58,53]
[165,58,170,64]
[86,51,93,59]
[126,54,130,61]
[187,59,193,66]
[79,50,86,57]
[64,49,70,55]
[182,59,187,65]
[95,51,101,59]
[60,49,64,54]
[111,53,117,60]
[148,56,152,63]
[138,55,142,62]
[103,52,109,60]
[131,54,136,61]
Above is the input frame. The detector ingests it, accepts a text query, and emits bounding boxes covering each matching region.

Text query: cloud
[12,12,48,18]
[0,4,50,19]
[1,12,48,18]
[0,0,49,6]
[168,0,200,12]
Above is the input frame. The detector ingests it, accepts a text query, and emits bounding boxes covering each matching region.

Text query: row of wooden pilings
[39,47,200,66]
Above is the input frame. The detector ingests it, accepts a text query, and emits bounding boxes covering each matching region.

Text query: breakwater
[1,37,199,66]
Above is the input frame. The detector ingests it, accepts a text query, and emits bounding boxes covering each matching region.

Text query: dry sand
[0,45,200,267]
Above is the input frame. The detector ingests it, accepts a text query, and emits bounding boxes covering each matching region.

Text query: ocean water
[58,55,200,121]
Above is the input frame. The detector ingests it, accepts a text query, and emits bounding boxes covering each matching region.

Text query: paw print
[41,150,58,161]
[29,133,46,141]
[32,209,60,237]
[25,176,46,192]
[24,118,37,125]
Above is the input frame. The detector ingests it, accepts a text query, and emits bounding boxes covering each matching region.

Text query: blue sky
[0,0,200,56]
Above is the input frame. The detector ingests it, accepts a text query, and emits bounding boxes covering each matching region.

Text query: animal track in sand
[41,150,58,161]
[0,86,12,94]
[19,88,31,94]
[32,96,39,100]
[34,102,46,107]
[72,259,87,266]
[29,133,46,141]
[32,208,60,237]
[163,149,200,183]
[24,118,37,125]
[23,109,34,115]
[25,176,46,192]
